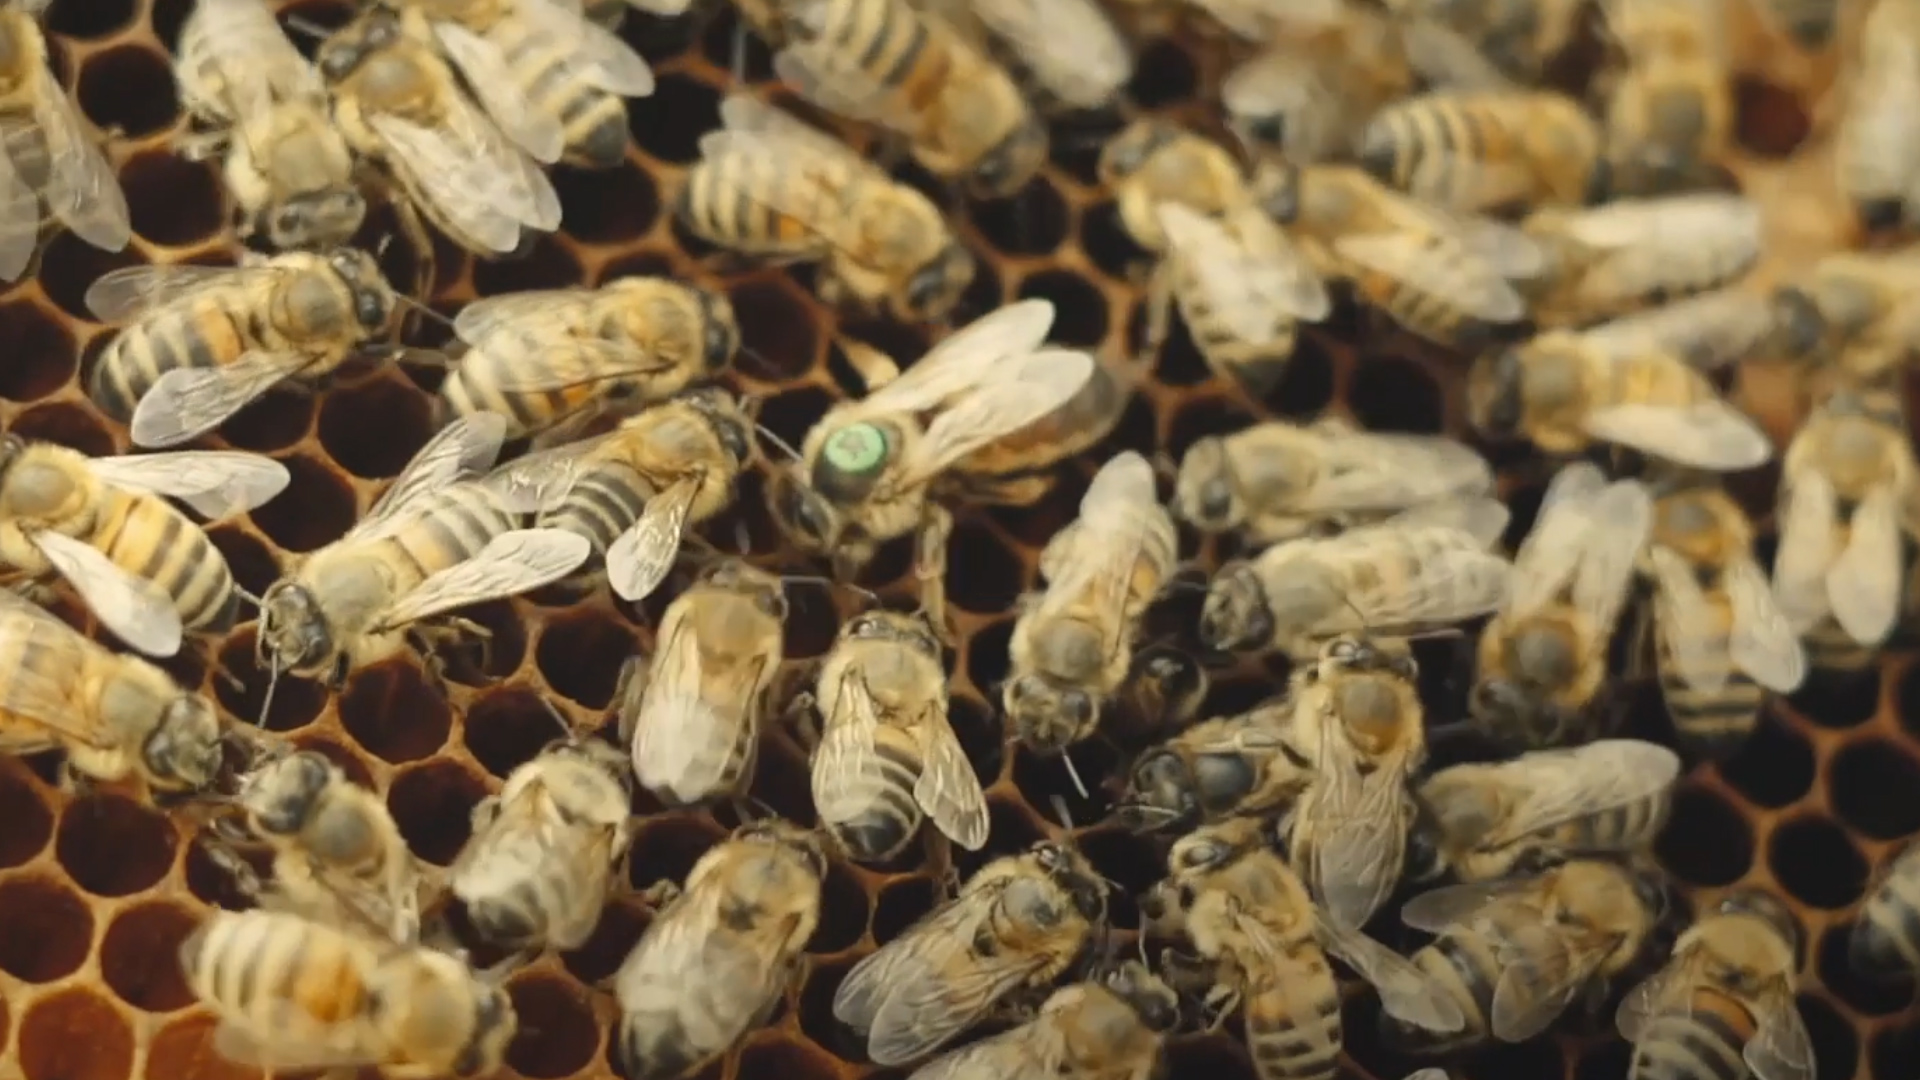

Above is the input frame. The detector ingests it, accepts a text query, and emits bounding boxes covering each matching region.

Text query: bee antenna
[1050,793,1077,833]
[280,13,334,40]
[392,294,458,331]
[536,696,579,741]
[779,573,878,604]
[738,343,783,378]
[1059,751,1091,801]
[257,653,283,732]
[233,586,263,609]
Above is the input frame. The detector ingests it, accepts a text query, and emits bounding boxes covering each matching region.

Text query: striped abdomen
[1362,100,1522,207]
[1171,259,1297,398]
[184,910,371,1037]
[1551,792,1670,854]
[538,461,652,556]
[1346,254,1518,353]
[1397,934,1495,1052]
[1656,602,1762,757]
[1244,962,1342,1080]
[493,20,628,168]
[677,148,851,259]
[0,610,87,752]
[819,721,924,862]
[1628,991,1759,1080]
[1854,857,1920,975]
[801,0,948,107]
[1805,618,1879,673]
[375,485,520,594]
[440,334,620,438]
[457,835,598,951]
[89,490,237,632]
[90,290,263,422]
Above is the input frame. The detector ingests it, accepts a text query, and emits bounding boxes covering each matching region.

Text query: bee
[1773,383,1920,669]
[1520,193,1764,328]
[1200,496,1512,658]
[1117,696,1311,834]
[0,0,129,281]
[834,838,1107,1066]
[484,389,752,599]
[1392,858,1663,1053]
[616,820,825,1080]
[1835,0,1920,233]
[613,560,785,808]
[437,279,740,443]
[1383,0,1587,82]
[256,414,593,685]
[1767,249,1920,387]
[451,733,635,954]
[1006,452,1178,757]
[1640,473,1808,756]
[1596,0,1735,195]
[1618,889,1813,1080]
[771,0,1048,197]
[1471,463,1653,750]
[1099,120,1259,256]
[1408,739,1682,885]
[1358,89,1607,214]
[765,299,1095,629]
[181,908,517,1078]
[84,250,400,449]
[809,603,988,863]
[173,0,365,250]
[939,0,1133,112]
[1172,415,1494,545]
[1109,643,1211,743]
[0,439,289,657]
[1851,837,1920,978]
[0,587,222,795]
[1151,817,1464,1080]
[903,961,1178,1080]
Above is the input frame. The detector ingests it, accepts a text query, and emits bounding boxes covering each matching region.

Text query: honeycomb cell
[737,1033,844,1080]
[1081,201,1146,284]
[964,617,1015,698]
[536,609,638,710]
[206,526,280,600]
[1734,79,1811,158]
[1266,333,1339,417]
[1712,711,1815,810]
[1871,1020,1920,1080]
[76,45,180,138]
[1013,741,1119,828]
[246,453,354,551]
[388,758,489,866]
[949,693,1006,794]
[872,875,937,943]
[1770,816,1868,909]
[561,897,647,985]
[506,972,602,1079]
[8,399,114,453]
[440,598,529,686]
[1077,827,1161,930]
[549,161,659,245]
[465,686,574,779]
[1798,992,1858,1080]
[1167,394,1260,460]
[144,1013,261,1080]
[213,627,329,732]
[632,73,722,164]
[46,0,138,37]
[626,813,727,891]
[316,373,434,480]
[1654,786,1752,887]
[182,835,265,912]
[1126,39,1199,107]
[209,386,316,453]
[0,758,54,867]
[18,988,134,1080]
[747,733,817,827]
[1348,353,1444,434]
[339,660,454,764]
[971,178,1071,258]
[121,153,227,249]
[39,227,144,322]
[1161,1033,1251,1080]
[1830,737,1920,840]
[795,953,865,1062]
[811,858,870,954]
[1789,667,1882,730]
[100,901,197,1013]
[472,234,587,296]
[1017,269,1109,347]
[946,517,1026,616]
[732,276,824,381]
[1817,923,1912,1017]
[0,298,78,402]
[56,792,177,897]
[0,876,93,983]
[778,578,845,660]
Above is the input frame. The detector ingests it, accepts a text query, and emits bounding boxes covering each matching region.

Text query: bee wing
[696,118,878,254]
[1613,956,1697,1043]
[1398,17,1519,92]
[1040,451,1166,631]
[967,0,1131,108]
[618,880,788,1031]
[31,66,130,256]
[1560,193,1762,253]
[0,146,37,282]
[1646,543,1732,693]
[85,451,291,519]
[1489,924,1610,1042]
[126,350,319,449]
[209,1018,379,1072]
[372,529,591,632]
[1829,484,1904,646]
[1399,880,1522,935]
[1581,399,1774,471]
[1725,557,1808,693]
[178,0,325,121]
[1773,467,1838,632]
[715,93,871,168]
[1304,433,1494,513]
[606,478,700,602]
[905,1023,1059,1080]
[487,338,677,391]
[773,38,926,140]
[1303,735,1412,930]
[350,413,510,541]
[1316,918,1466,1033]
[635,610,761,803]
[814,666,889,827]
[899,350,1094,490]
[1570,479,1654,637]
[0,614,119,748]
[1333,230,1528,323]
[1579,289,1775,371]
[516,0,657,95]
[452,290,595,343]
[913,703,990,851]
[1497,739,1681,845]
[1506,462,1608,618]
[865,300,1059,411]
[83,263,274,323]
[1427,211,1549,281]
[370,111,560,252]
[482,431,620,514]
[30,530,184,657]
[1744,985,1817,1080]
[1160,203,1332,340]
[430,21,566,163]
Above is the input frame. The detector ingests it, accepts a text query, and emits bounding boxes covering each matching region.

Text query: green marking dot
[824,424,888,474]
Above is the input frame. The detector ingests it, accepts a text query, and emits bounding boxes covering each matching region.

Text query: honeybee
[317,4,561,274]
[173,0,365,249]
[1472,463,1653,750]
[1099,120,1258,256]
[452,733,634,954]
[1576,286,1782,374]
[1172,415,1494,545]
[615,820,826,1080]
[1384,0,1587,81]
[834,839,1107,1066]
[1851,837,1920,977]
[256,414,592,684]
[1597,0,1735,195]
[772,0,1048,197]
[904,961,1178,1080]
[1393,859,1663,1052]
[0,0,129,281]
[1618,889,1813,1080]
[0,439,289,657]
[1409,739,1681,885]
[682,94,975,323]
[1767,248,1920,386]
[808,604,987,862]
[1835,0,1920,233]
[181,908,517,1078]
[1110,643,1211,742]
[1358,89,1607,214]
[85,250,400,449]
[765,299,1095,628]
[1200,496,1512,658]
[1151,817,1464,1080]
[485,389,751,599]
[438,279,740,443]
[1006,452,1178,757]
[1773,383,1920,668]
[0,587,222,794]
[1116,696,1311,833]
[943,0,1133,112]
[1520,193,1764,327]
[1641,473,1808,756]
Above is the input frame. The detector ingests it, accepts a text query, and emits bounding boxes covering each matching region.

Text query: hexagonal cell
[810,857,870,955]
[736,1033,845,1080]
[1653,785,1752,887]
[561,897,647,985]
[1829,737,1920,841]
[964,617,1015,700]
[0,298,78,402]
[388,758,489,866]
[952,798,1047,882]
[9,399,115,454]
[316,372,435,479]
[1712,710,1814,810]
[631,73,721,164]
[626,813,727,891]
[748,732,818,827]
[144,1013,261,1080]
[339,659,454,764]
[76,45,180,138]
[871,875,937,944]
[18,987,134,1080]
[946,517,1027,617]
[971,178,1071,258]
[46,0,139,37]
[0,757,54,868]
[247,453,356,551]
[1013,740,1120,828]
[214,627,329,732]
[1348,352,1445,434]
[1798,991,1859,1080]
[731,275,825,381]
[1017,269,1109,347]
[206,525,281,600]
[1817,922,1912,1017]
[465,686,575,779]
[794,952,867,1062]
[550,161,659,245]
[56,791,178,897]
[505,971,601,1079]
[536,609,638,709]
[211,387,318,453]
[100,901,198,1013]
[0,876,94,983]
[471,234,587,296]
[778,578,845,661]
[1771,816,1869,910]
[41,234,144,322]
[121,153,227,249]
[1127,38,1199,106]
[1788,667,1882,730]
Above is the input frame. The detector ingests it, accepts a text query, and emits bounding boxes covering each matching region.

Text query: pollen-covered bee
[1640,473,1808,756]
[1391,858,1663,1053]
[1767,248,1920,386]
[1835,0,1920,233]
[613,560,785,808]
[1520,193,1764,327]
[173,0,365,250]
[1006,452,1178,756]
[1172,415,1494,545]
[681,94,975,323]
[1149,817,1464,1080]
[181,908,518,1078]
[0,588,222,795]
[0,0,129,280]
[256,414,592,685]
[1773,383,1920,670]
[85,250,400,449]
[1851,837,1920,978]
[903,961,1177,1080]
[1596,0,1735,195]
[1117,695,1311,834]
[1618,889,1813,1080]
[0,439,289,658]
[1409,739,1681,885]
[616,820,825,1080]
[1200,496,1512,658]
[1472,463,1653,750]
[834,838,1107,1066]
[1358,89,1607,214]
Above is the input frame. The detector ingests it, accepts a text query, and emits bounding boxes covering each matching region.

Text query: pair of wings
[632,597,774,803]
[945,0,1132,110]
[1530,193,1763,302]
[1616,953,1814,1080]
[453,287,677,393]
[1501,462,1652,640]
[1646,537,1808,695]
[1031,452,1175,648]
[450,770,619,922]
[1267,496,1513,632]
[615,851,796,1033]
[1332,182,1546,324]
[1278,423,1496,518]
[1838,0,1920,209]
[1773,434,1910,648]
[24,449,289,657]
[1158,202,1332,344]
[1418,739,1682,857]
[903,1002,1149,1080]
[177,0,330,125]
[1574,287,1777,372]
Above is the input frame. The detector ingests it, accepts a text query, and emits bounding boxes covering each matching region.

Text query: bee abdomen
[1389,938,1490,1052]
[90,307,237,423]
[619,1014,706,1080]
[1806,620,1879,672]
[390,487,520,580]
[540,465,650,556]
[1246,987,1341,1080]
[438,349,571,436]
[101,498,238,632]
[501,33,629,169]
[1628,1011,1752,1080]
[824,739,924,862]
[1659,665,1762,759]
[1856,867,1920,975]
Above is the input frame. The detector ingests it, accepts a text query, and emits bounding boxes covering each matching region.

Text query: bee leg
[172,129,229,163]
[56,762,98,799]
[202,839,266,902]
[1198,985,1242,1034]
[393,196,439,305]
[636,879,682,909]
[914,505,955,645]
[1144,262,1175,357]
[781,690,820,751]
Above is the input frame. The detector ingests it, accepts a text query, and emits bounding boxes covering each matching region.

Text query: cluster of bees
[3,0,1920,1077]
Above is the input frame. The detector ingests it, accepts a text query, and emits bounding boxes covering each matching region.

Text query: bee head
[1768,285,1827,360]
[766,465,842,554]
[1105,961,1180,1033]
[1172,436,1238,531]
[1198,562,1272,652]
[1467,675,1549,751]
[145,695,223,793]
[1098,119,1180,183]
[971,114,1049,200]
[1032,841,1106,920]
[317,9,399,82]
[741,818,830,878]
[684,388,752,467]
[1719,887,1805,969]
[1006,674,1097,753]
[268,190,368,251]
[258,582,333,675]
[901,242,976,323]
[693,287,740,372]
[324,248,394,330]
[1117,747,1200,832]
[1468,346,1528,438]
[707,559,789,620]
[244,750,335,835]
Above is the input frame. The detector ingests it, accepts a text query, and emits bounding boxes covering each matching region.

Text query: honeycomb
[0,0,1914,1079]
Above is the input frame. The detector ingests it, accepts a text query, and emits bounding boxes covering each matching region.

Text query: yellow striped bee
[901,962,1176,1080]
[927,0,1133,112]
[1359,88,1606,214]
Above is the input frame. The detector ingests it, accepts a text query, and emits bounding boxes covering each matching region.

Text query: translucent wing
[127,350,319,449]
[1559,193,1762,253]
[1302,734,1411,929]
[696,111,879,254]
[177,0,324,121]
[1391,197,1548,280]
[1038,451,1166,638]
[1829,484,1904,646]
[210,1017,379,1072]
[84,263,269,323]
[1301,431,1494,513]
[606,479,698,602]
[1317,918,1466,1032]
[913,704,989,850]
[1724,558,1808,693]
[452,289,595,344]
[772,35,927,141]
[905,1023,1058,1080]
[901,350,1095,489]
[371,111,560,252]
[1579,289,1775,371]
[481,431,619,514]
[615,881,787,1045]
[1399,17,1517,92]
[372,529,591,631]
[1582,401,1774,471]
[1774,465,1837,631]
[350,413,509,541]
[1400,880,1522,935]
[1505,462,1608,618]
[1334,230,1528,323]
[1613,959,1694,1044]
[1160,203,1331,341]
[813,666,889,829]
[1569,479,1654,637]
[31,530,184,657]
[1646,543,1731,693]
[0,144,38,281]
[0,612,120,747]
[866,300,1059,412]
[431,21,566,163]
[487,338,675,392]
[1489,925,1608,1042]
[516,0,657,95]
[1744,987,1816,1080]
[33,66,130,255]
[87,451,291,518]
[634,610,758,803]
[1477,740,1680,847]
[715,92,874,170]
[968,0,1131,108]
